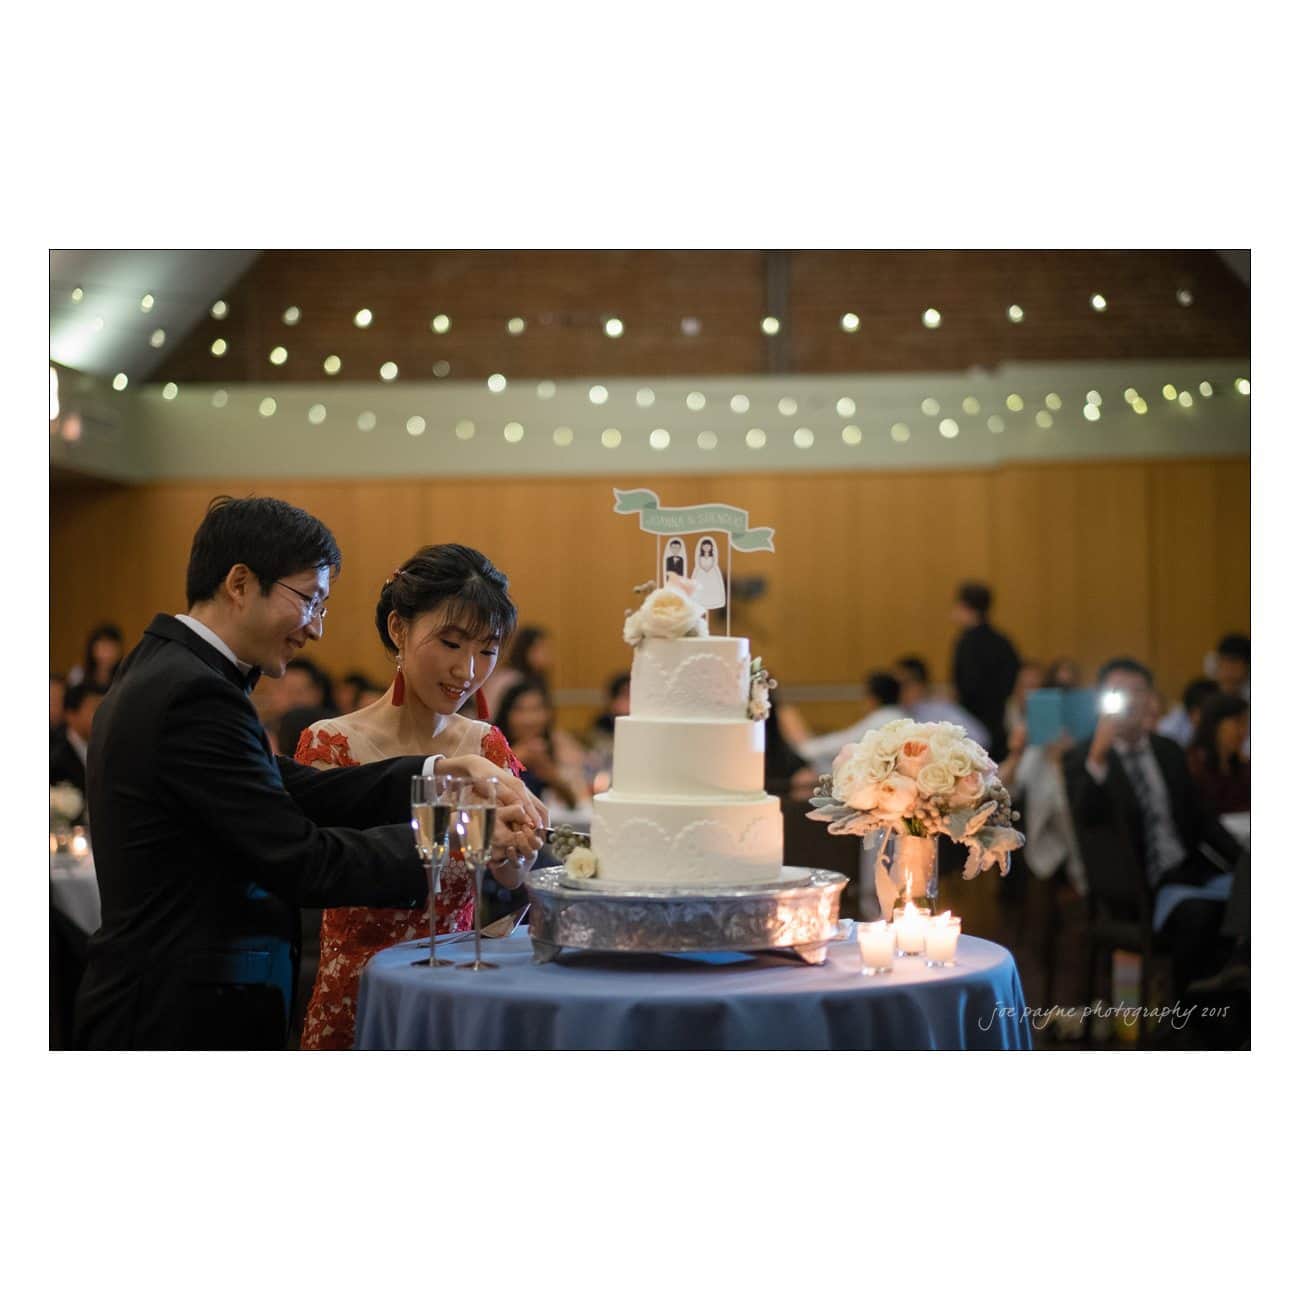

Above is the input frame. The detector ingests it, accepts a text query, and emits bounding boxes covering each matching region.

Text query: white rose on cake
[564,847,599,879]
[623,584,708,646]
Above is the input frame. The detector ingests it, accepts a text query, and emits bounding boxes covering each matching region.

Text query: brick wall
[156,249,1248,385]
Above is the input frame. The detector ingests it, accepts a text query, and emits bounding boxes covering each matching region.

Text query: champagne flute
[455,775,499,971]
[410,773,458,968]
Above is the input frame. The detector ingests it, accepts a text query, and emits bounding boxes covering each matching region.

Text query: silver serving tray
[557,865,812,896]
[524,865,848,966]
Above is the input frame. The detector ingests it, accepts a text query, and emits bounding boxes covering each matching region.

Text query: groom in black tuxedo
[74,496,541,1050]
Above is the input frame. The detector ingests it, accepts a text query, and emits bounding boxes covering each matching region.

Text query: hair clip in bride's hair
[386,568,405,585]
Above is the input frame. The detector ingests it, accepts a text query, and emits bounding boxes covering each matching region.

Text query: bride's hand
[436,754,550,830]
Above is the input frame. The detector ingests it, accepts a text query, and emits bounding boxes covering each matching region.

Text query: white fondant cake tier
[629,636,749,720]
[611,716,765,798]
[591,791,783,885]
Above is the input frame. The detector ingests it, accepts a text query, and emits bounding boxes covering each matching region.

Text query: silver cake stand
[523,866,849,966]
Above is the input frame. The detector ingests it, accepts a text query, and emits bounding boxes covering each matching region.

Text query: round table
[50,852,100,934]
[353,932,1033,1050]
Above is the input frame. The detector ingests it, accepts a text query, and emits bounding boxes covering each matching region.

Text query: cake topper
[613,488,776,636]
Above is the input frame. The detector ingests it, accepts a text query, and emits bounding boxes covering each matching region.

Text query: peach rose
[895,737,931,779]
[948,770,988,808]
[874,773,919,816]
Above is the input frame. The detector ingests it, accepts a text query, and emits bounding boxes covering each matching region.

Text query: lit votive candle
[924,913,961,967]
[893,900,928,955]
[857,921,895,974]
[70,830,90,859]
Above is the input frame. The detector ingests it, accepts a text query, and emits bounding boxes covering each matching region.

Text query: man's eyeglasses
[275,580,329,623]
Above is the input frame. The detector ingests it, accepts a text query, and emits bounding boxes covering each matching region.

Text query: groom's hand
[487,802,545,888]
[436,754,550,830]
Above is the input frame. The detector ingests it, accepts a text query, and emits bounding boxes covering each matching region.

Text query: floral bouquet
[806,718,1023,916]
[50,782,85,830]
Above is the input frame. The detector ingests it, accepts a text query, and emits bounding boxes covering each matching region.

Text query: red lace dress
[295,718,523,1050]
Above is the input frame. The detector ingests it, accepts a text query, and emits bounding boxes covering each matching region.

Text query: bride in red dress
[296,544,536,1050]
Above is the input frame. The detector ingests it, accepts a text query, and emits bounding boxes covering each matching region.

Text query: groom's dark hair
[186,496,342,607]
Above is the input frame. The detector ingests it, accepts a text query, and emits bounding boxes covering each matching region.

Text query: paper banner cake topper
[613,487,776,635]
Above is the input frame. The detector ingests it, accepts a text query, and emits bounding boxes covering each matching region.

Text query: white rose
[875,773,919,816]
[929,736,978,779]
[622,610,645,646]
[564,847,599,879]
[639,586,707,640]
[916,762,958,796]
[949,770,988,808]
[832,748,878,807]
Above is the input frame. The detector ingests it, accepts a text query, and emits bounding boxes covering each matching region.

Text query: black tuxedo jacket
[1063,732,1240,908]
[50,733,87,794]
[952,622,1020,760]
[74,615,429,1049]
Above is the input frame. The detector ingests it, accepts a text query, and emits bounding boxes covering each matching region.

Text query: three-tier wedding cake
[585,586,784,886]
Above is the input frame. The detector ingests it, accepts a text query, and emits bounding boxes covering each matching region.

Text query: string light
[283,306,301,325]
[406,416,426,436]
[793,428,814,449]
[601,428,622,448]
[697,431,718,450]
[1083,403,1100,421]
[840,313,860,333]
[379,362,398,381]
[354,308,373,328]
[552,426,574,446]
[1178,391,1194,407]
[308,404,327,425]
[1035,411,1053,428]
[150,329,166,348]
[507,317,526,335]
[588,384,608,405]
[71,286,84,303]
[455,419,476,439]
[745,428,767,449]
[778,397,798,416]
[211,300,228,320]
[987,415,1005,434]
[1006,394,1024,412]
[1090,294,1107,312]
[604,317,624,338]
[762,316,781,335]
[1123,388,1139,403]
[1199,381,1214,397]
[537,380,557,399]
[939,419,959,438]
[258,397,277,417]
[504,422,525,443]
[1132,398,1148,414]
[49,367,59,421]
[488,373,507,394]
[890,423,911,443]
[636,387,655,408]
[841,425,863,445]
[1086,390,1102,406]
[1007,305,1024,323]
[649,429,671,450]
[1162,384,1178,400]
[323,355,342,375]
[921,397,940,416]
[358,411,377,431]
[922,308,942,329]
[139,294,155,313]
[1045,393,1062,411]
[1235,378,1250,395]
[269,347,288,366]
[961,396,980,415]
[686,391,706,411]
[836,397,856,417]
[432,361,451,378]
[1177,289,1194,306]
[212,390,228,408]
[731,394,751,414]
[431,314,451,334]
[112,373,128,391]
[162,382,178,400]
[210,339,227,357]
[681,317,701,336]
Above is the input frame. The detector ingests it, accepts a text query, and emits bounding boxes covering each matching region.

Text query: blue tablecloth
[354,933,1032,1050]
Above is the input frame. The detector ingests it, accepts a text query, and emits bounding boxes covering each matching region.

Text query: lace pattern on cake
[593,809,780,874]
[635,651,748,718]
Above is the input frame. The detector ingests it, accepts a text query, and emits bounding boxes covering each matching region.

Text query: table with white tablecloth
[50,852,100,934]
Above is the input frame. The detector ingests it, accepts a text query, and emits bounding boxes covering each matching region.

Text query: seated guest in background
[1000,720,1087,894]
[283,655,336,713]
[1003,660,1044,743]
[74,497,543,1051]
[585,672,632,765]
[336,670,383,714]
[1211,633,1250,700]
[480,624,553,716]
[295,543,544,1050]
[798,670,905,771]
[894,655,992,750]
[1187,693,1250,817]
[494,680,590,810]
[764,688,817,801]
[1045,657,1082,689]
[50,673,66,744]
[50,682,108,795]
[1157,676,1219,749]
[1063,657,1241,995]
[67,622,124,691]
[950,581,1021,761]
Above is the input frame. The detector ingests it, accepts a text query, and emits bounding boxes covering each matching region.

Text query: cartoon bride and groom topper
[663,536,727,610]
[613,487,776,635]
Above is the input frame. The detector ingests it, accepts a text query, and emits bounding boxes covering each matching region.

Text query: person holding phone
[1063,657,1242,994]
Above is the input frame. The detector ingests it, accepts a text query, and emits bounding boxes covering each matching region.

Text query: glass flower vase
[867,830,939,919]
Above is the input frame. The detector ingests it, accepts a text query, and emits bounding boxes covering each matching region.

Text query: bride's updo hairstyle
[375,544,517,657]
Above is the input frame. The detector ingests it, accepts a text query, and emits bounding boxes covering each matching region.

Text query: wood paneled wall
[50,459,1249,732]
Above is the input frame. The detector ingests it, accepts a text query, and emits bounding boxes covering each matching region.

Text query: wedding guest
[67,623,124,690]
[1063,657,1241,995]
[798,671,905,771]
[1157,677,1218,749]
[764,689,817,801]
[49,681,108,795]
[1045,658,1082,690]
[950,581,1020,761]
[50,673,66,743]
[283,656,335,712]
[494,680,590,810]
[480,624,553,715]
[294,543,544,1049]
[1186,693,1250,817]
[1003,660,1044,741]
[893,655,992,749]
[73,497,544,1050]
[585,672,632,764]
[1211,633,1250,700]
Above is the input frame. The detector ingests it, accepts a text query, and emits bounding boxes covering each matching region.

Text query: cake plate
[523,865,849,966]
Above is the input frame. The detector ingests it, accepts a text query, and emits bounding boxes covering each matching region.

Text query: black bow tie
[243,667,262,695]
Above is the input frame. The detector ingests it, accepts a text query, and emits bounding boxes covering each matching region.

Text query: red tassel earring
[392,655,406,707]
[475,690,490,721]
